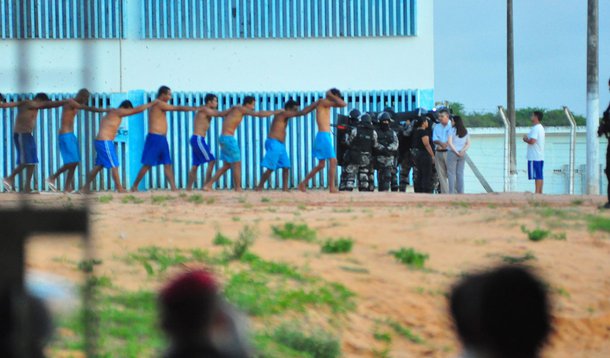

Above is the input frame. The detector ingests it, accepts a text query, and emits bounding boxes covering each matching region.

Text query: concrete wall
[0,0,434,95]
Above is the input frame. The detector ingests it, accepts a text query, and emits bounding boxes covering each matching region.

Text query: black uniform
[374,124,399,192]
[412,128,433,193]
[344,121,377,191]
[603,103,610,204]
[398,121,415,191]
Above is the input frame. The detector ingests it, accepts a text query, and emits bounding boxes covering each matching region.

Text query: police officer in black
[344,113,377,191]
[339,109,361,191]
[599,78,610,209]
[384,108,401,191]
[374,112,399,191]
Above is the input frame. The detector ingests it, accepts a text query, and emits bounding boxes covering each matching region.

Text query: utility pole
[586,0,600,194]
[507,0,517,191]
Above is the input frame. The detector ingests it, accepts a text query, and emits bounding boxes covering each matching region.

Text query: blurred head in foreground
[449,265,551,358]
[159,269,251,358]
[0,291,53,358]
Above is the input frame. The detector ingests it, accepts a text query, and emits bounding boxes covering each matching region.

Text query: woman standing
[447,116,471,194]
[412,117,435,193]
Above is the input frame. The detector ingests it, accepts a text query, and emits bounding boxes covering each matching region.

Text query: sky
[434,0,610,115]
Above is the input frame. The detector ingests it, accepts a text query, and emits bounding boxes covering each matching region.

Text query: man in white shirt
[432,109,453,193]
[523,111,545,194]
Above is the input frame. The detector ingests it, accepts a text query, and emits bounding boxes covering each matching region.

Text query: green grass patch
[127,246,210,276]
[272,324,341,358]
[386,320,424,344]
[77,259,103,273]
[188,194,204,204]
[121,195,144,204]
[373,331,392,343]
[451,201,470,209]
[390,248,429,269]
[587,215,610,233]
[213,232,232,246]
[261,197,271,203]
[339,266,369,274]
[521,225,551,242]
[151,195,175,205]
[224,226,256,261]
[241,252,305,281]
[98,195,113,204]
[321,238,354,254]
[570,199,584,206]
[272,222,317,242]
[501,251,537,264]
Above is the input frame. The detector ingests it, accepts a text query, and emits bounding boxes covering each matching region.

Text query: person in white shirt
[523,111,545,194]
[432,109,453,193]
[447,116,471,194]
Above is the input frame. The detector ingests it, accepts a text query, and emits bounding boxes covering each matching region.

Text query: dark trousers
[414,150,433,193]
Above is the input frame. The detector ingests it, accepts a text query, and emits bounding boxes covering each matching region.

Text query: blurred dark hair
[533,111,544,122]
[119,100,134,109]
[243,96,255,105]
[204,93,217,104]
[329,88,342,98]
[157,86,171,98]
[453,116,468,138]
[450,265,551,358]
[415,117,427,128]
[34,93,50,101]
[284,98,299,110]
[439,108,450,116]
[0,93,5,103]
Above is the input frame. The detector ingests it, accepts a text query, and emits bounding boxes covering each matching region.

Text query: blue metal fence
[141,0,418,39]
[0,0,125,39]
[0,89,431,192]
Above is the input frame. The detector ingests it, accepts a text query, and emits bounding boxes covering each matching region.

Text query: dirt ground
[3,191,610,357]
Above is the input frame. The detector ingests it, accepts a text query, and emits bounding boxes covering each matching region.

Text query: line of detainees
[2,264,551,358]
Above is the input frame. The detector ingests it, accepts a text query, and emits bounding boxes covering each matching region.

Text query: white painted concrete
[0,1,434,94]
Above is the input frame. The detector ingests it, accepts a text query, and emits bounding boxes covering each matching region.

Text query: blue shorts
[313,132,336,160]
[142,133,172,166]
[190,135,216,166]
[94,140,119,169]
[13,133,38,165]
[59,133,80,165]
[261,138,291,170]
[528,160,544,180]
[219,135,241,163]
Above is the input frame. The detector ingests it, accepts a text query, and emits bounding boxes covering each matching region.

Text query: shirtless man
[298,89,347,193]
[131,86,200,192]
[0,93,20,109]
[255,99,318,192]
[203,96,281,192]
[3,93,69,193]
[186,93,230,191]
[81,100,157,193]
[45,89,109,193]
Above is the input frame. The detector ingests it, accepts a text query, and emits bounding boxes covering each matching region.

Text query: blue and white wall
[0,0,434,96]
[0,0,435,191]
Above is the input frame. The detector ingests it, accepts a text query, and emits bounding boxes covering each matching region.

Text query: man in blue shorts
[203,96,280,192]
[131,86,200,192]
[523,111,545,194]
[186,94,230,191]
[3,93,69,193]
[81,100,157,193]
[255,99,317,192]
[45,89,109,193]
[298,89,347,193]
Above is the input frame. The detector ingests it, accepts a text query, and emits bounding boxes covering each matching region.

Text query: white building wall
[0,0,434,94]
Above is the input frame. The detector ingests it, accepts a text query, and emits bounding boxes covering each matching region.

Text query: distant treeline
[446,102,586,128]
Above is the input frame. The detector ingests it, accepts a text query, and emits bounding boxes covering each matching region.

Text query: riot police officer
[339,109,361,191]
[374,112,399,191]
[398,118,415,192]
[599,78,610,209]
[344,113,377,191]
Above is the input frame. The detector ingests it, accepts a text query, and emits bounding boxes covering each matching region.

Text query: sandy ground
[2,191,610,357]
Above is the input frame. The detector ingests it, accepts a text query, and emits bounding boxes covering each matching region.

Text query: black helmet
[383,107,396,119]
[359,113,372,124]
[378,112,392,123]
[349,109,361,120]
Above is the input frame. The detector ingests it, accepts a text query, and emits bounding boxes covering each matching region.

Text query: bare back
[221,107,246,136]
[59,101,79,134]
[193,109,212,137]
[148,102,169,135]
[315,99,334,133]
[97,111,123,141]
[268,111,291,143]
[13,102,40,133]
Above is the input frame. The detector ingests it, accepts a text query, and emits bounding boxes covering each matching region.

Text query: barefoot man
[203,96,281,192]
[3,93,69,193]
[298,89,347,193]
[45,89,109,193]
[186,94,231,191]
[131,86,200,192]
[255,98,318,192]
[81,100,157,193]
